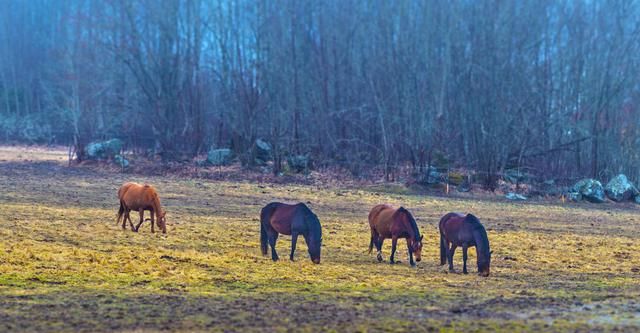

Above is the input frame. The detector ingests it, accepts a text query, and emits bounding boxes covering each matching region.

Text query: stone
[114,154,129,168]
[254,139,272,164]
[207,148,232,166]
[604,174,639,202]
[505,192,527,200]
[287,154,310,173]
[570,179,605,203]
[84,139,123,160]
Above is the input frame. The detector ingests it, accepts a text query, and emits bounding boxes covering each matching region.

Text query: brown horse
[439,212,491,276]
[116,182,167,233]
[368,205,423,266]
[260,202,322,264]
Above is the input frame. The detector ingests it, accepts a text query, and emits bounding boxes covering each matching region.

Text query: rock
[421,166,442,185]
[287,154,310,173]
[457,181,471,192]
[570,179,605,203]
[605,174,639,202]
[568,192,582,202]
[84,138,123,160]
[504,169,530,184]
[207,148,232,166]
[254,139,272,164]
[505,192,527,200]
[114,154,129,168]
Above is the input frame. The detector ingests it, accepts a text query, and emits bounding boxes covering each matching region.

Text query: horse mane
[146,186,163,216]
[398,207,420,241]
[298,203,322,235]
[465,214,490,258]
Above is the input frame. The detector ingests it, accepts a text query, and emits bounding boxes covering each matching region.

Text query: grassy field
[1,147,640,332]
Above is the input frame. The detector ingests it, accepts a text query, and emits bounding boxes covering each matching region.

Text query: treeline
[1,0,640,184]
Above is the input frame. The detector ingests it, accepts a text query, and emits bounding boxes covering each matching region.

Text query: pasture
[0,147,639,332]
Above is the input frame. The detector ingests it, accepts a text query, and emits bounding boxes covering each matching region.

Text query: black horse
[439,212,492,276]
[260,202,323,264]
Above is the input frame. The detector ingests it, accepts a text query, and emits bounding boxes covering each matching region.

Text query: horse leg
[390,236,398,264]
[448,244,457,272]
[134,209,145,232]
[122,209,128,230]
[268,232,279,261]
[290,232,298,261]
[462,245,469,274]
[376,237,384,262]
[407,240,415,267]
[149,209,155,233]
[126,210,136,232]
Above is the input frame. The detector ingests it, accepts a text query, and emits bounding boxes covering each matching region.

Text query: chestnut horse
[368,205,423,266]
[116,182,167,233]
[439,212,491,276]
[260,202,322,264]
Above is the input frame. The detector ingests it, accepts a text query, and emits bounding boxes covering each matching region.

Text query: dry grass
[1,148,639,332]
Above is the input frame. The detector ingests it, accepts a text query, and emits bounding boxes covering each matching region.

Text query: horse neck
[472,227,489,260]
[404,213,420,241]
[151,194,163,217]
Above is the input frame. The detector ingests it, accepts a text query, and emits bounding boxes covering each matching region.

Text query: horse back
[368,204,396,237]
[262,202,308,236]
[120,183,160,210]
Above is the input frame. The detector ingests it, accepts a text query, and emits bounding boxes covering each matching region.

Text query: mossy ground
[1,147,639,332]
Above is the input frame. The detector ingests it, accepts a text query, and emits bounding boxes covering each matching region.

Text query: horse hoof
[377,255,383,262]
[411,263,417,268]
[463,271,468,275]
[389,261,395,265]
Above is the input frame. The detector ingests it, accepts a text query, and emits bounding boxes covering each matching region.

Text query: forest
[1,0,640,184]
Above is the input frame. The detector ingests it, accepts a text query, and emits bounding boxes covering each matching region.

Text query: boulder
[570,179,605,203]
[421,166,443,185]
[605,174,639,202]
[504,169,530,184]
[505,192,527,200]
[254,139,272,164]
[457,181,471,192]
[85,139,123,160]
[207,148,233,166]
[287,154,310,173]
[114,154,129,168]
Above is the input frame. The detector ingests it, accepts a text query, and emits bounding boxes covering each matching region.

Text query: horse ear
[490,250,493,255]
[420,235,424,241]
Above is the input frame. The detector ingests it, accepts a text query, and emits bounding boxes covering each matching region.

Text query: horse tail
[260,204,276,256]
[440,229,447,265]
[368,231,375,254]
[116,201,125,225]
[260,222,268,256]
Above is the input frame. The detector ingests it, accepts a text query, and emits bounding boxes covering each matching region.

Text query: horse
[439,212,491,276]
[116,182,167,234]
[260,202,322,264]
[368,205,423,267]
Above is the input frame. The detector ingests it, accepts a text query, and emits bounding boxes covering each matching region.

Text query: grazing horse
[116,182,167,233]
[260,202,322,264]
[439,212,491,276]
[368,205,423,266]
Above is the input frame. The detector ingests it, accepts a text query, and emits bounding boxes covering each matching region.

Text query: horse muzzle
[312,258,321,264]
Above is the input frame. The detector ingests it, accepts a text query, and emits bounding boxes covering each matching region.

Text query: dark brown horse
[260,202,322,264]
[117,182,167,234]
[439,212,491,276]
[368,205,423,266]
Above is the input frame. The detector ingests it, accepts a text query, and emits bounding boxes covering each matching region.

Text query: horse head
[158,210,167,233]
[306,217,322,264]
[411,235,423,262]
[478,250,492,277]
